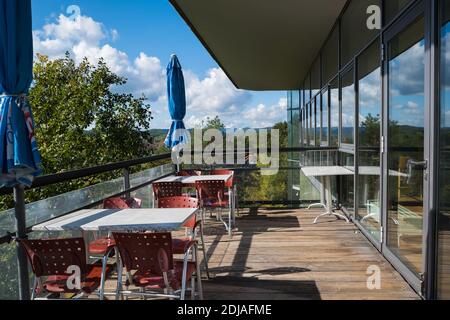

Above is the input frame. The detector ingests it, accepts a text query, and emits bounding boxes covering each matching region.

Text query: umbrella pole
[14,185,30,300]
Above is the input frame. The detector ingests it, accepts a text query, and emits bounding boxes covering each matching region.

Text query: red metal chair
[152,182,183,207]
[158,197,210,278]
[112,232,203,300]
[19,237,112,300]
[210,169,237,216]
[196,180,234,237]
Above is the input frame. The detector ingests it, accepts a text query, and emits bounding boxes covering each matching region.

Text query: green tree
[31,53,153,173]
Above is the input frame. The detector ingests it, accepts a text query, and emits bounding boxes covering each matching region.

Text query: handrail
[0,153,172,196]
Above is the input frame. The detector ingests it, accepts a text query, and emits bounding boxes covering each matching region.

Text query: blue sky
[31,0,286,129]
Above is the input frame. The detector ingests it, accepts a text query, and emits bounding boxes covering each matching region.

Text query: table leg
[307,177,327,210]
[313,176,349,224]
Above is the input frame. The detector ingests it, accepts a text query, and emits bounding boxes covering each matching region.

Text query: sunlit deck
[105,208,420,300]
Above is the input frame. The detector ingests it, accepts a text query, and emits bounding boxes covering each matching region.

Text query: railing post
[123,167,131,199]
[13,185,30,300]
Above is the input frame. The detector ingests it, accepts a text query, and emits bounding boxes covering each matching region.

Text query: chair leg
[99,254,108,300]
[200,232,210,279]
[115,256,123,300]
[180,257,189,300]
[194,246,204,300]
[191,276,195,300]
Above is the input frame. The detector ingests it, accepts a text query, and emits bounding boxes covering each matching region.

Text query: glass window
[341,0,381,67]
[356,40,382,241]
[321,90,329,146]
[314,97,320,146]
[386,16,425,276]
[287,108,292,148]
[292,90,300,109]
[304,74,311,103]
[311,56,321,98]
[385,0,414,25]
[287,90,292,109]
[306,103,310,146]
[341,67,355,145]
[322,25,339,84]
[330,78,339,147]
[340,152,355,218]
[292,108,300,148]
[308,101,316,146]
[438,0,450,300]
[300,89,303,108]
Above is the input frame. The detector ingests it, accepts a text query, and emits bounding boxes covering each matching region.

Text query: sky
[30,0,287,129]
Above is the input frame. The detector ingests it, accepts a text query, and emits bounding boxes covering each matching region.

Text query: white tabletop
[155,174,232,184]
[32,208,198,232]
[301,166,354,177]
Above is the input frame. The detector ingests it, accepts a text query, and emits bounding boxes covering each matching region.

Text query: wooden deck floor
[196,208,420,300]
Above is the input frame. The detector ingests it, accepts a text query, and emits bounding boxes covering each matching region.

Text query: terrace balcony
[0,149,419,300]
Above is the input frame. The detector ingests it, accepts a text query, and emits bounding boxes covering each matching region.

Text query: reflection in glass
[321,90,329,146]
[341,68,355,145]
[356,40,382,241]
[387,17,424,275]
[330,78,339,147]
[438,0,450,299]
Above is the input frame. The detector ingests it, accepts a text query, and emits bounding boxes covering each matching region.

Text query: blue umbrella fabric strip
[0,95,42,188]
[0,0,42,188]
[164,55,188,149]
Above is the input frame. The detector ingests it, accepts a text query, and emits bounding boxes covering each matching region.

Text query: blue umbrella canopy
[164,54,188,149]
[0,0,42,187]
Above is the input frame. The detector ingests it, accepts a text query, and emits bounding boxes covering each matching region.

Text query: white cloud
[32,13,285,129]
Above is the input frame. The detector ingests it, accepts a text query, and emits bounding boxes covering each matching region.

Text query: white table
[154,174,235,236]
[32,208,198,232]
[301,166,352,224]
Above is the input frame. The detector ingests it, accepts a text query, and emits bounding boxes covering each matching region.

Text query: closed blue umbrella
[0,0,42,188]
[164,54,188,149]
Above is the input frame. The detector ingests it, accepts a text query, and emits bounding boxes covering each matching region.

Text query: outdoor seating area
[22,169,236,300]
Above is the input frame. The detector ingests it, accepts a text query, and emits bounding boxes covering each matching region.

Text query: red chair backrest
[157,196,199,209]
[195,180,225,203]
[112,232,173,275]
[152,182,183,200]
[210,169,234,187]
[125,198,142,208]
[177,170,201,177]
[157,197,199,228]
[20,238,87,277]
[103,197,129,209]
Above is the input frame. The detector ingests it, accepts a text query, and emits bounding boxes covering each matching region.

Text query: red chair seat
[203,197,229,208]
[132,261,196,290]
[172,239,197,255]
[88,238,116,255]
[43,264,113,294]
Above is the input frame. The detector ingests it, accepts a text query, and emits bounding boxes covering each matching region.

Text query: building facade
[286,0,450,299]
[171,0,450,299]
